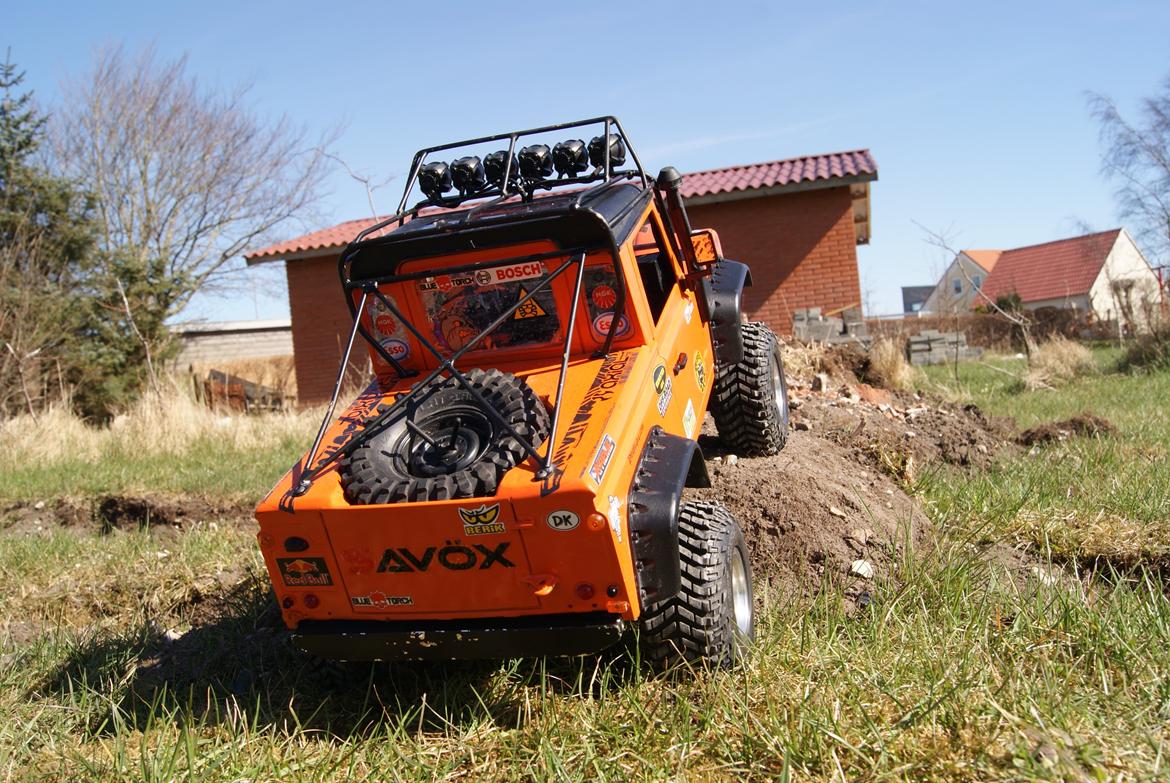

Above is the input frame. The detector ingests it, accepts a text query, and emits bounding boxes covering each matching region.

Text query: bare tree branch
[53,45,337,316]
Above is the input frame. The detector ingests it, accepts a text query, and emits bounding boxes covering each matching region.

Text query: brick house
[246,150,878,404]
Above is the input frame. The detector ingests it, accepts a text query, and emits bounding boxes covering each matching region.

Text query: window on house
[972,275,983,290]
[952,278,963,296]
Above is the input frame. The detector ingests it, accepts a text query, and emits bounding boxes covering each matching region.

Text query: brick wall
[286,255,362,405]
[288,186,862,404]
[687,186,861,335]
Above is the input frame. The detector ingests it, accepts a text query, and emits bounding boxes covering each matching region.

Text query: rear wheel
[340,369,549,504]
[639,501,754,668]
[712,321,789,456]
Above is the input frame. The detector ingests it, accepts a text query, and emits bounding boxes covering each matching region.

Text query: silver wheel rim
[730,546,751,637]
[770,356,785,416]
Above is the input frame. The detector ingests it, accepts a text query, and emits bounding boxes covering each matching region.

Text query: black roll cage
[282,117,669,510]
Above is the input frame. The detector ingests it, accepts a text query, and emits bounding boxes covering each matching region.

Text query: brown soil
[692,428,930,603]
[1018,414,1117,446]
[0,494,253,535]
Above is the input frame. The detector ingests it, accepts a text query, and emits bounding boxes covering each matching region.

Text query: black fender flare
[699,259,752,367]
[627,427,711,608]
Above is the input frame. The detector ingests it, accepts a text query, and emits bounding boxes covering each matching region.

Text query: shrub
[1025,336,1097,389]
[1118,323,1170,372]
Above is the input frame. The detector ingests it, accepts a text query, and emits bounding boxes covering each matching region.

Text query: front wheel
[711,321,789,456]
[639,501,755,668]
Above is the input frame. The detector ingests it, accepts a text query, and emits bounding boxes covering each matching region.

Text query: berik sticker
[588,434,616,484]
[377,541,515,573]
[546,510,580,531]
[694,350,707,391]
[458,503,506,536]
[276,557,333,587]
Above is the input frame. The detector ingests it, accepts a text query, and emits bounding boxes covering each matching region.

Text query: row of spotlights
[418,135,628,200]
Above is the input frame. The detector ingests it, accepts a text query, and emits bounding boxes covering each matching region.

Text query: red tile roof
[961,249,1003,273]
[679,150,877,200]
[245,149,878,263]
[977,229,1122,305]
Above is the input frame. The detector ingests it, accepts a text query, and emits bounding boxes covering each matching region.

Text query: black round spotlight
[552,139,589,178]
[418,161,453,201]
[450,155,486,194]
[588,134,627,169]
[518,144,554,180]
[484,150,518,188]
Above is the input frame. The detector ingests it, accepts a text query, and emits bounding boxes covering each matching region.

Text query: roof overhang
[682,173,876,245]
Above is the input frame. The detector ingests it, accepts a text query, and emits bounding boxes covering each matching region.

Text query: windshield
[417,259,562,354]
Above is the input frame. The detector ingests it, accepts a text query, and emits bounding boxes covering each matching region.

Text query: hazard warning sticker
[513,286,548,319]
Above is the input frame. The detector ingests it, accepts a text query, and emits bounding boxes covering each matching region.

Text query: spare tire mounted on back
[340,369,550,504]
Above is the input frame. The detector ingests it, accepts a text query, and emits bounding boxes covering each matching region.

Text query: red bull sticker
[276,557,333,587]
[588,434,616,484]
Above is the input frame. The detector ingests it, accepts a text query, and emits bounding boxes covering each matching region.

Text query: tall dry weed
[867,336,921,391]
[1026,336,1097,390]
[0,378,322,470]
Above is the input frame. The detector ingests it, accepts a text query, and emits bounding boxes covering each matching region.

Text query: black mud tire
[711,321,789,456]
[639,501,755,668]
[339,369,549,504]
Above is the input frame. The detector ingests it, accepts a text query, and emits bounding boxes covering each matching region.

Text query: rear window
[417,260,561,354]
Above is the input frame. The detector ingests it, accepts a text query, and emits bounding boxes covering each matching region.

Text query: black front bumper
[292,611,626,661]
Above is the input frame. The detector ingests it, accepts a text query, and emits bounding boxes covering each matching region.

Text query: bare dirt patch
[692,428,929,604]
[0,494,253,535]
[1018,414,1117,446]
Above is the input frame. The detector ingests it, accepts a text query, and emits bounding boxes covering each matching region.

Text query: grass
[1,356,1169,780]
[918,349,1170,568]
[0,386,321,502]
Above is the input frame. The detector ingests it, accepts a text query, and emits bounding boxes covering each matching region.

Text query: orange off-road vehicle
[256,117,790,667]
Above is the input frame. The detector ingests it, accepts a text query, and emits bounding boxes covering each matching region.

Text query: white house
[921,249,1002,314]
[978,228,1162,328]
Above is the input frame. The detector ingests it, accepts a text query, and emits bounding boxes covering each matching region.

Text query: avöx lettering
[376,541,515,573]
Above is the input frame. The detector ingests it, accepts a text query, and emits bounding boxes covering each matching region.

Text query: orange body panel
[256,201,721,631]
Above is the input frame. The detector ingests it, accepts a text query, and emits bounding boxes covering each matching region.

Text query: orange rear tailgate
[320,500,541,616]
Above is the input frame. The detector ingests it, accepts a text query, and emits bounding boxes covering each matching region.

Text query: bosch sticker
[276,557,333,587]
[491,261,544,284]
[458,503,505,536]
[546,510,580,531]
[588,434,616,485]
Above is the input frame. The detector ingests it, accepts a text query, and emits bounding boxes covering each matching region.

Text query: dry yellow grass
[1026,336,1098,389]
[0,378,322,470]
[779,341,826,381]
[867,336,921,391]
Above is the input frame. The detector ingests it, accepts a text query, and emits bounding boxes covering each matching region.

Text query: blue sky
[7,1,1170,319]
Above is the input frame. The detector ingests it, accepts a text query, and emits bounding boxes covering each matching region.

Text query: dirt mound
[1018,414,1117,446]
[791,385,1015,476]
[692,426,930,604]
